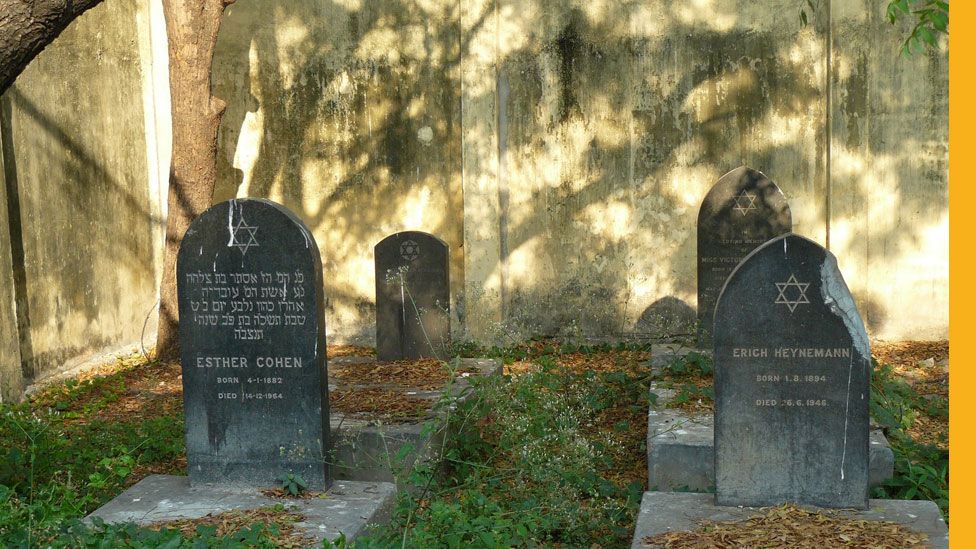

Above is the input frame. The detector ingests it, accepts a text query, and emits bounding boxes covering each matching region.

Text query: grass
[869,361,949,518]
[368,341,654,547]
[0,355,186,547]
[0,340,950,547]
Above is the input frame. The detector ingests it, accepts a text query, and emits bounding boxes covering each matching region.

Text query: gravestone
[374,231,450,361]
[698,167,791,345]
[713,233,870,509]
[177,199,329,489]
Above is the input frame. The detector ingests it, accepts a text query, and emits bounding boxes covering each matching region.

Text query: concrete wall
[0,1,948,398]
[212,0,948,344]
[460,1,946,343]
[212,0,464,344]
[830,1,949,340]
[0,108,25,402]
[0,0,168,395]
[461,1,831,342]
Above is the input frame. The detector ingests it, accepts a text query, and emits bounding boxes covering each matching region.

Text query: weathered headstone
[374,231,450,361]
[698,167,791,345]
[178,199,329,489]
[713,233,870,509]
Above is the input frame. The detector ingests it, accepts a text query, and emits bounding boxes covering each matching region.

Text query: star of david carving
[400,240,420,261]
[733,191,759,216]
[230,215,259,256]
[775,274,810,313]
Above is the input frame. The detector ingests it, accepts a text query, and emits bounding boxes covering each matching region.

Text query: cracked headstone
[177,199,329,489]
[374,231,450,361]
[698,167,791,345]
[713,233,870,509]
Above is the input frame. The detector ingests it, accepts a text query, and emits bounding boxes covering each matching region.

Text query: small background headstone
[178,199,329,489]
[374,231,450,361]
[713,233,870,509]
[698,167,791,345]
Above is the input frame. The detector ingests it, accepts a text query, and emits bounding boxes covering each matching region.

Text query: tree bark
[0,0,105,93]
[156,0,234,360]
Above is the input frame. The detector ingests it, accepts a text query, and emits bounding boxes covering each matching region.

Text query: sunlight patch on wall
[579,201,633,244]
[784,28,825,85]
[400,185,434,228]
[673,0,736,33]
[763,111,809,147]
[497,3,536,58]
[505,236,545,288]
[332,0,363,11]
[234,110,263,194]
[271,8,312,90]
[665,165,716,209]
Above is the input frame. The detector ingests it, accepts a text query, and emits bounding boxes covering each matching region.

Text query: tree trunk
[0,0,104,93]
[156,0,234,360]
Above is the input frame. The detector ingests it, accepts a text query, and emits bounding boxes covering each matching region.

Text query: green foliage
[2,344,950,545]
[800,0,948,55]
[323,532,349,548]
[887,0,948,56]
[658,351,714,409]
[353,355,651,548]
[452,337,650,365]
[447,339,488,359]
[869,360,949,519]
[33,516,283,548]
[662,351,713,378]
[277,473,308,497]
[670,383,715,408]
[0,364,185,545]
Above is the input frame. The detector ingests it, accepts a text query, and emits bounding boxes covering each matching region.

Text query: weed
[278,473,308,497]
[352,349,652,547]
[869,360,949,519]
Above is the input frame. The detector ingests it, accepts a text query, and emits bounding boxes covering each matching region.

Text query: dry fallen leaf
[642,504,932,548]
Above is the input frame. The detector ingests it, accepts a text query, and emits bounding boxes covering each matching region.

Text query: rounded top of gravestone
[375,231,448,249]
[374,231,449,266]
[179,198,320,266]
[697,166,792,233]
[713,232,869,361]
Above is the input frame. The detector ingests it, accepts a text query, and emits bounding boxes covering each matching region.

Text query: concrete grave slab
[87,475,396,546]
[630,491,947,549]
[647,383,894,491]
[646,378,893,491]
[329,357,502,482]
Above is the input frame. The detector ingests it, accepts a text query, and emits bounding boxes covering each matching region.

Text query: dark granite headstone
[698,167,791,345]
[713,233,870,509]
[374,231,450,361]
[177,199,329,489]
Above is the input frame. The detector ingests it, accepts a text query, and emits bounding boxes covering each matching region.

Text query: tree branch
[0,0,105,93]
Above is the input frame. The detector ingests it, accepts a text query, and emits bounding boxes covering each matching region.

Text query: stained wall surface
[0,0,168,394]
[211,0,465,344]
[0,114,24,402]
[829,1,948,340]
[0,1,948,398]
[459,1,945,342]
[461,1,831,342]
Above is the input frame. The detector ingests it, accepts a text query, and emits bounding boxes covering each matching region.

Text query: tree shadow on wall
[1,89,159,380]
[211,1,937,343]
